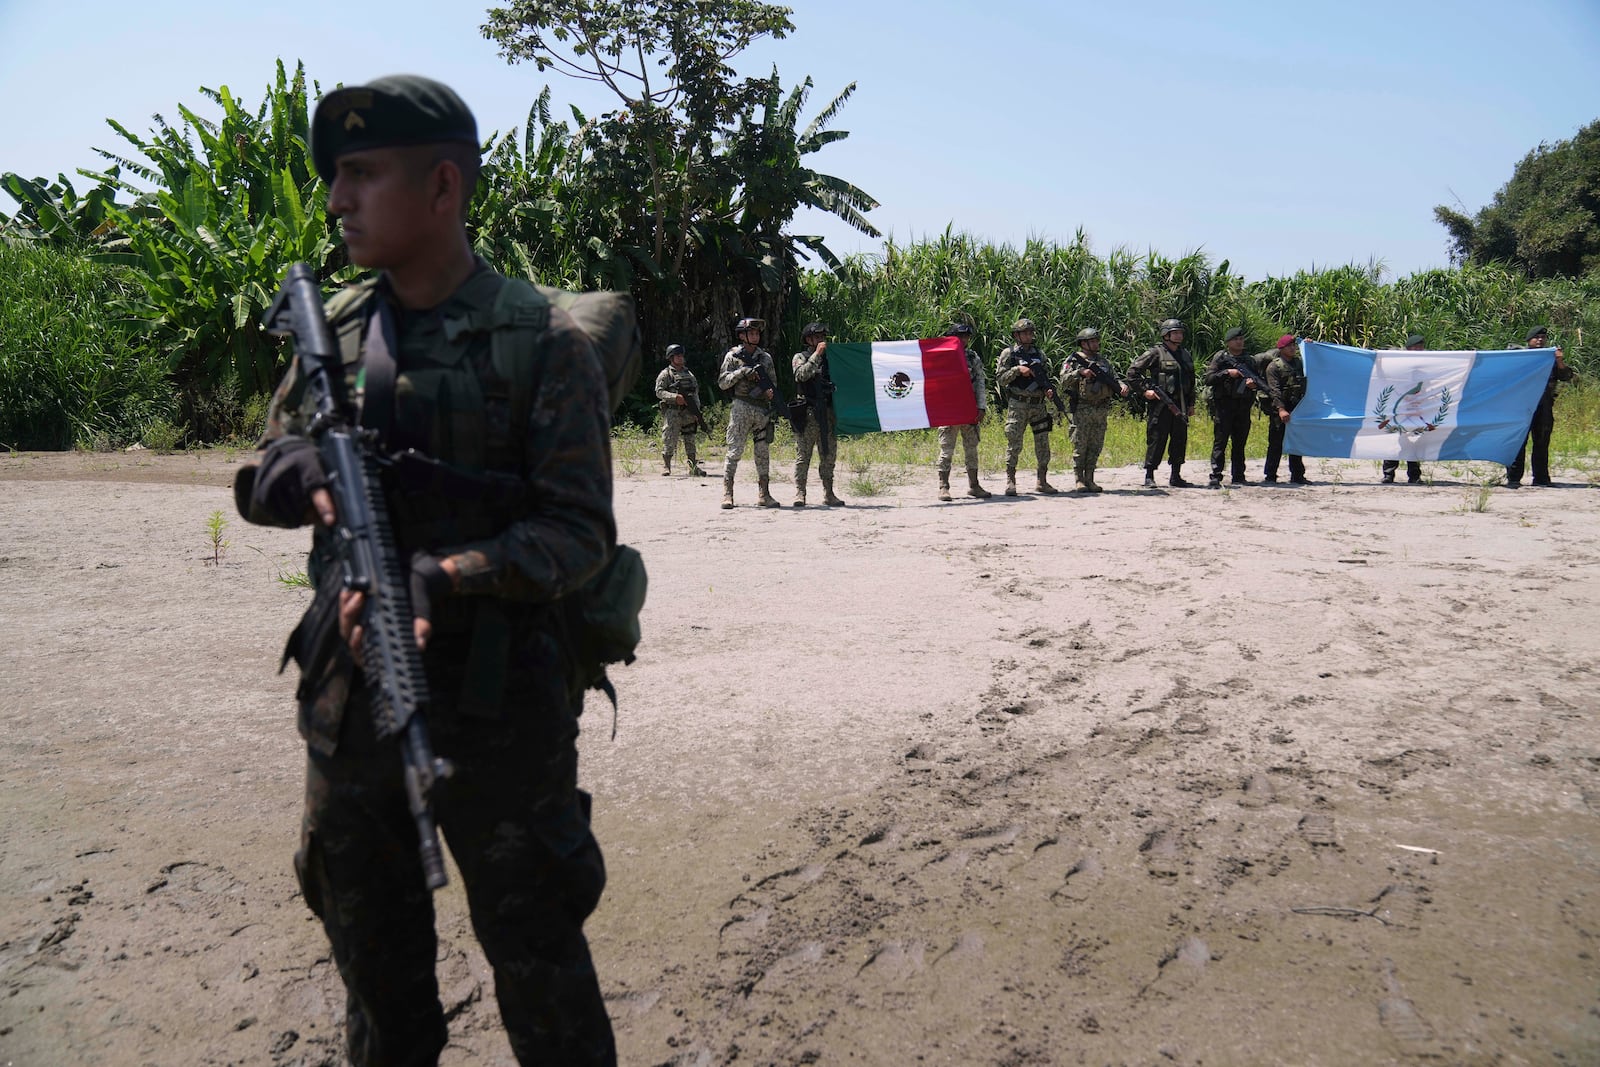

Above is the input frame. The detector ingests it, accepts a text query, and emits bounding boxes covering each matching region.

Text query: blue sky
[1,0,1595,280]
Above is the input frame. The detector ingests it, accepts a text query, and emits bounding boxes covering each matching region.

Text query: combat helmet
[735,317,765,333]
[801,321,829,340]
[1159,318,1185,338]
[1011,317,1036,335]
[664,343,685,361]
[1075,327,1101,343]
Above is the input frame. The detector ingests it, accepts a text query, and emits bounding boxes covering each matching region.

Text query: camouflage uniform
[995,343,1056,494]
[791,344,842,506]
[654,364,703,475]
[258,264,618,1066]
[717,344,781,506]
[936,341,990,499]
[1203,347,1264,485]
[1127,339,1196,485]
[1061,348,1121,491]
[1262,349,1307,483]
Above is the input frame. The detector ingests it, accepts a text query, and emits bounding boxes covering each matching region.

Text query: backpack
[487,280,648,727]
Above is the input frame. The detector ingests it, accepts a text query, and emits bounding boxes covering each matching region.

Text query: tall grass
[801,234,1600,382]
[0,242,173,450]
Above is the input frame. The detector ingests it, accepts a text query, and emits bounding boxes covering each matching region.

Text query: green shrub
[0,242,174,450]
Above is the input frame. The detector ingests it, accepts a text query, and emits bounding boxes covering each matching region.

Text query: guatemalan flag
[1284,341,1555,465]
[829,337,979,434]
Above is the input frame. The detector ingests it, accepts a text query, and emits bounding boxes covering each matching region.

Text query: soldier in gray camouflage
[791,321,844,506]
[1061,327,1127,492]
[995,318,1061,496]
[655,344,706,476]
[936,323,992,501]
[717,317,782,508]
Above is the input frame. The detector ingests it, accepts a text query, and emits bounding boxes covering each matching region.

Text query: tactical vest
[1001,345,1049,401]
[657,366,697,407]
[311,273,643,722]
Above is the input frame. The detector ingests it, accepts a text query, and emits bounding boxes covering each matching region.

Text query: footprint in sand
[1140,827,1183,878]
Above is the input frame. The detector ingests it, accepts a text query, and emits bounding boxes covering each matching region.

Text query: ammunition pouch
[1029,413,1054,434]
[787,398,811,437]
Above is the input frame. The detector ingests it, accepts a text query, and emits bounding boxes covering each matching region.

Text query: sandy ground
[2,448,1598,1067]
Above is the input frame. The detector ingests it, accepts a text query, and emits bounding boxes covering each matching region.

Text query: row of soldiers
[656,319,1575,504]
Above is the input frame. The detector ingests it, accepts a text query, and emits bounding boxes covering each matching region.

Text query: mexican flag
[828,338,979,434]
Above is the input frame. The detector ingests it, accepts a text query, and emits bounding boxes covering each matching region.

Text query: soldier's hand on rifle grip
[674,395,687,406]
[310,487,337,527]
[339,589,367,667]
[1144,389,1158,401]
[408,552,458,651]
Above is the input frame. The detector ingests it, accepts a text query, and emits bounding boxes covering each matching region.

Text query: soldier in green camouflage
[654,344,706,476]
[936,322,992,501]
[242,75,617,1066]
[995,317,1061,496]
[1061,327,1127,492]
[717,317,782,508]
[1127,318,1197,488]
[791,321,844,506]
[1262,334,1308,484]
[1505,325,1575,488]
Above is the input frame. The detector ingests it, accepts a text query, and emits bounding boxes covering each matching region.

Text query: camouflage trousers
[1067,404,1110,477]
[794,407,837,488]
[660,408,699,464]
[1003,398,1052,470]
[296,687,615,1067]
[723,399,772,479]
[936,420,981,473]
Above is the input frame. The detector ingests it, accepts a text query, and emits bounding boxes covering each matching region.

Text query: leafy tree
[0,171,127,248]
[85,60,347,413]
[1435,118,1600,278]
[482,0,795,269]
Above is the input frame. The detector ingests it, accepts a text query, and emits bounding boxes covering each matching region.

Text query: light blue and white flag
[1284,341,1554,465]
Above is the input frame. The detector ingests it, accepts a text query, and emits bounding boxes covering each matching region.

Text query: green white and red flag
[827,338,979,434]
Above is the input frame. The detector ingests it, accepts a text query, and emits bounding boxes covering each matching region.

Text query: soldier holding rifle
[1128,318,1197,488]
[1061,326,1127,492]
[717,317,783,508]
[995,317,1062,496]
[237,76,617,1065]
[1204,326,1267,487]
[655,343,707,477]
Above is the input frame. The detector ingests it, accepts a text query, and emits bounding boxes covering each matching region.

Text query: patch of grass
[205,509,230,565]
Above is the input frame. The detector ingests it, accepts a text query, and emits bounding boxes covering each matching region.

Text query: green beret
[312,74,478,181]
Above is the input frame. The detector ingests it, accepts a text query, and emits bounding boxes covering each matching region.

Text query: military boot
[793,480,807,508]
[1035,465,1060,495]
[688,457,707,477]
[1169,466,1194,488]
[661,453,672,476]
[822,475,845,507]
[966,467,991,498]
[1143,468,1157,488]
[938,470,952,502]
[1005,466,1019,496]
[1082,465,1103,493]
[757,476,780,508]
[721,474,735,509]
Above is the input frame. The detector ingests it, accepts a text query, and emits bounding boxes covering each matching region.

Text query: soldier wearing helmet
[934,322,993,501]
[1060,326,1128,492]
[1381,334,1427,484]
[654,343,706,477]
[790,321,844,507]
[994,317,1062,495]
[1127,318,1198,487]
[716,317,782,508]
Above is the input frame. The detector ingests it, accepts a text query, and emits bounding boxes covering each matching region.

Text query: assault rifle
[1141,378,1189,423]
[1014,352,1066,417]
[669,382,706,435]
[263,263,454,892]
[1221,352,1275,408]
[1066,350,1123,395]
[737,350,783,443]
